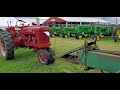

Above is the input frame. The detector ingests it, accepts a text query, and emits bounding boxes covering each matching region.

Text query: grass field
[0,36,120,73]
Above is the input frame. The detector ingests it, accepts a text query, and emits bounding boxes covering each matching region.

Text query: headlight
[44,31,50,36]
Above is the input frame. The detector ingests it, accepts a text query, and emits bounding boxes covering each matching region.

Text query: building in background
[42,17,110,27]
[0,17,110,28]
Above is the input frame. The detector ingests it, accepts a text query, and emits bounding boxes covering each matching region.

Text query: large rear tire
[0,30,14,60]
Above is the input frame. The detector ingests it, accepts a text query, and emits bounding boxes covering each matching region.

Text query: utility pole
[116,17,118,26]
[36,17,40,26]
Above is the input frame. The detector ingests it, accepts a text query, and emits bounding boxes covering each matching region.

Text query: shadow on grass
[14,48,37,61]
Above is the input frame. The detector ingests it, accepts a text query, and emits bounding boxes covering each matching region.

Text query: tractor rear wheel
[96,35,100,41]
[75,34,79,39]
[62,34,65,38]
[0,30,14,60]
[65,34,68,38]
[38,49,51,65]
[78,35,82,39]
[48,48,55,64]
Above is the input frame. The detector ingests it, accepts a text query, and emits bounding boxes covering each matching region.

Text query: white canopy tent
[59,17,109,24]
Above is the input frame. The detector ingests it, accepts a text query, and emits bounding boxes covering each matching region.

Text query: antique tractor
[0,19,55,65]
[113,25,120,42]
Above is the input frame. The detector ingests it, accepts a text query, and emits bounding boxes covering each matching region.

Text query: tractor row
[50,24,113,40]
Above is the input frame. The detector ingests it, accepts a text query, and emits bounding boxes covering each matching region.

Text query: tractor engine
[21,26,51,49]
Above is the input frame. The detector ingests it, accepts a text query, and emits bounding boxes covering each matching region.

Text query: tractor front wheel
[0,30,14,60]
[48,48,55,64]
[51,34,55,38]
[65,34,68,38]
[62,34,68,38]
[38,49,51,65]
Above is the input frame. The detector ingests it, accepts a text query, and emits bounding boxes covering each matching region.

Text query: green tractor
[75,25,92,39]
[61,27,69,38]
[92,25,105,41]
[61,26,76,38]
[50,26,62,37]
[113,25,120,42]
[101,26,113,36]
[92,25,113,41]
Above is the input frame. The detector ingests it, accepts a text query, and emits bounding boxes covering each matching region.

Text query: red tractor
[0,19,55,65]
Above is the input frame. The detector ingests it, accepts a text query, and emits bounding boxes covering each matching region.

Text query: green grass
[0,36,120,73]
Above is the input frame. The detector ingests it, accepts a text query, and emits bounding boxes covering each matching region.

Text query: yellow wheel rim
[60,34,62,36]
[100,35,104,38]
[79,35,82,39]
[52,35,55,37]
[85,34,88,37]
[65,35,68,38]
[97,36,100,41]
[71,34,75,36]
[117,29,120,36]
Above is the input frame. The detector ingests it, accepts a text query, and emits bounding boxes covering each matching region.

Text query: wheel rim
[39,53,46,63]
[100,35,104,38]
[79,35,82,39]
[0,40,6,56]
[97,36,100,40]
[52,35,55,37]
[65,35,67,38]
[117,29,120,38]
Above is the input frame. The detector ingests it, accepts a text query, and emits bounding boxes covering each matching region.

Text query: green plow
[55,38,120,73]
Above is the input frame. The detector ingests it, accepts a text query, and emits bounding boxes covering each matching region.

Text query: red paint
[5,25,51,49]
[42,17,66,24]
[39,53,46,63]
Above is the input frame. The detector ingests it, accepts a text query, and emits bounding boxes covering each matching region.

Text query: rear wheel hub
[39,53,46,63]
[1,40,6,56]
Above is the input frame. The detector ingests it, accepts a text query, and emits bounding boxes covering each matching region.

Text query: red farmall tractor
[0,19,55,65]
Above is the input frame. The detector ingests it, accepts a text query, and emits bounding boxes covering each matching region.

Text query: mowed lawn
[0,36,120,73]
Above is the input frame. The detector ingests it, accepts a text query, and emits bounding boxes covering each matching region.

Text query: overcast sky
[39,17,119,24]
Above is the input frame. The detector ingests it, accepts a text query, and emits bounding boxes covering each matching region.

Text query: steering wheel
[16,19,26,27]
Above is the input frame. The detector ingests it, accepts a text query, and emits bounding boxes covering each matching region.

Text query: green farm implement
[55,38,120,73]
